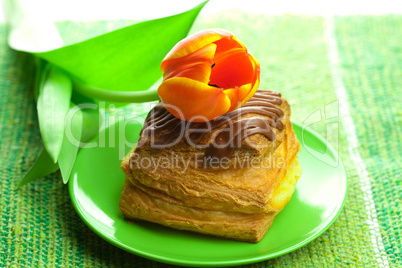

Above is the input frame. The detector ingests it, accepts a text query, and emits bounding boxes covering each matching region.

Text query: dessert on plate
[119,29,301,242]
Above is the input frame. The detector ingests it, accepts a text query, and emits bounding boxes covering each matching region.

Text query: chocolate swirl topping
[139,90,284,159]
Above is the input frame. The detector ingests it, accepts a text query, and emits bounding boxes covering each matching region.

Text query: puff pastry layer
[119,90,301,242]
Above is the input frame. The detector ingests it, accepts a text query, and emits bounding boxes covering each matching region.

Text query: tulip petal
[161,43,216,84]
[158,77,231,122]
[213,36,246,56]
[209,49,255,89]
[223,84,252,112]
[241,53,260,104]
[163,29,233,62]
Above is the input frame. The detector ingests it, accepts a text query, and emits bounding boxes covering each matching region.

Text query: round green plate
[69,120,347,267]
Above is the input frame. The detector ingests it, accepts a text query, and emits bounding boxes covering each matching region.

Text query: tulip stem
[72,79,160,103]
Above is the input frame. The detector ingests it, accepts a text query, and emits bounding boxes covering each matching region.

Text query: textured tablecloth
[0,14,401,267]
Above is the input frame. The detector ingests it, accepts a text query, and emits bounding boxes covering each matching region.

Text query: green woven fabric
[1,13,401,267]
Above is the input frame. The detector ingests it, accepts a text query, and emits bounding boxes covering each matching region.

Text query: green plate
[69,119,347,267]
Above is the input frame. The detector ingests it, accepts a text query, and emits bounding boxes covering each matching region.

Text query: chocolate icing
[138,90,284,159]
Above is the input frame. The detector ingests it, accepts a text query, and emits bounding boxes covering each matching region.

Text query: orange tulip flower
[158,29,260,122]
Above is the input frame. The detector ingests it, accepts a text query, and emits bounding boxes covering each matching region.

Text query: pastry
[119,89,301,242]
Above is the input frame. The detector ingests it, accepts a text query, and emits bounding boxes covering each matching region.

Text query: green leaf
[33,58,48,101]
[34,1,208,102]
[17,148,59,188]
[20,102,101,186]
[58,104,83,184]
[5,0,64,52]
[58,101,102,183]
[80,106,101,143]
[10,1,209,185]
[70,91,101,143]
[37,65,72,163]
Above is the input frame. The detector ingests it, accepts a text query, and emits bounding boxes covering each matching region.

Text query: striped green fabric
[1,14,401,267]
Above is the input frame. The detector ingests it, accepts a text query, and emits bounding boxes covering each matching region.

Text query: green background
[1,13,401,267]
